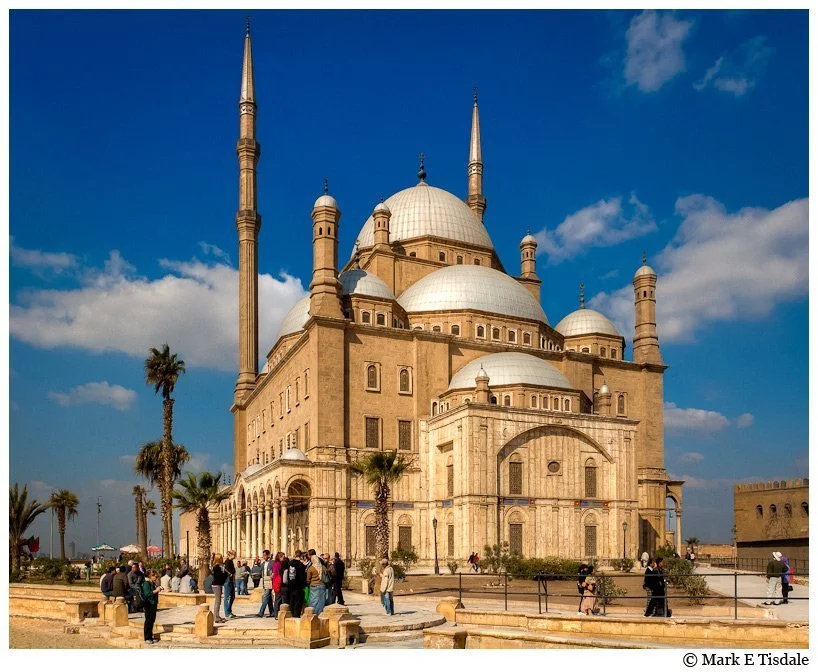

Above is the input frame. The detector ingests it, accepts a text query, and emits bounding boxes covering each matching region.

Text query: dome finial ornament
[417,152,427,183]
[642,250,647,265]
[579,282,585,309]
[323,177,329,195]
[245,16,251,36]
[473,86,478,104]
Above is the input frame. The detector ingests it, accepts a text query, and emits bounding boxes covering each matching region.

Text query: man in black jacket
[100,566,116,598]
[329,552,346,605]
[644,557,668,617]
[286,550,308,617]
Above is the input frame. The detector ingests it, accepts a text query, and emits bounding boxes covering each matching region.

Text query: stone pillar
[256,505,264,555]
[264,503,271,552]
[272,499,280,553]
[245,509,252,558]
[676,511,682,556]
[250,506,258,558]
[281,499,288,555]
[231,515,237,554]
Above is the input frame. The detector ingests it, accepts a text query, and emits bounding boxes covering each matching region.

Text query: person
[764,551,787,606]
[257,550,275,618]
[579,574,598,616]
[100,566,116,598]
[250,558,263,590]
[160,567,172,592]
[286,551,307,617]
[177,559,189,579]
[224,550,237,618]
[780,555,791,604]
[180,573,197,593]
[84,560,92,581]
[112,565,130,609]
[141,570,162,644]
[689,550,696,565]
[380,558,395,615]
[330,552,345,606]
[467,552,475,570]
[203,571,214,594]
[640,551,649,569]
[576,563,591,615]
[306,550,327,615]
[684,549,692,562]
[171,572,182,593]
[127,562,144,612]
[211,555,228,622]
[473,552,480,573]
[236,561,248,596]
[644,557,668,617]
[274,555,288,618]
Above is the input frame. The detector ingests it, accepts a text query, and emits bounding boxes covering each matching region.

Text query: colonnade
[216,498,289,558]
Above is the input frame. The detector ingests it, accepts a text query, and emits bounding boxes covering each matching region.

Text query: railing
[707,556,809,574]
[416,571,808,621]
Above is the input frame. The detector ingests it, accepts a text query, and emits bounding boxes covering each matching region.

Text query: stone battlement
[734,478,808,493]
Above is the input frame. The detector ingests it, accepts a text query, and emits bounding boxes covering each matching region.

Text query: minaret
[372,200,391,249]
[235,19,262,400]
[474,367,490,404]
[597,381,612,416]
[632,253,662,365]
[309,180,344,319]
[520,233,538,279]
[466,88,486,220]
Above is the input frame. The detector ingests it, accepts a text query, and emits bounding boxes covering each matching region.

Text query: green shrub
[62,564,79,584]
[389,548,418,581]
[447,561,459,575]
[358,558,375,581]
[678,574,709,605]
[662,557,694,588]
[595,572,627,605]
[478,543,511,574]
[611,558,635,572]
[504,556,583,579]
[30,558,69,580]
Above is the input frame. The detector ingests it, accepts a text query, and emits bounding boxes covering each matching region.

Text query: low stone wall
[10,582,207,609]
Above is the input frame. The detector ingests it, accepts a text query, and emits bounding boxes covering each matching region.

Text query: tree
[133,486,146,558]
[173,471,230,587]
[9,483,49,573]
[684,537,700,551]
[48,489,79,561]
[142,498,156,553]
[350,450,411,559]
[135,440,191,486]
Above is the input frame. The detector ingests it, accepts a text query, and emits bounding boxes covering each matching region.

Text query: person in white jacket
[379,559,395,616]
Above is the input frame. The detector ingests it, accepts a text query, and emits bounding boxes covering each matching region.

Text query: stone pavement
[695,566,809,622]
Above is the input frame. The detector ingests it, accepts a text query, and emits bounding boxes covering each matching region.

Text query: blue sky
[9,10,808,554]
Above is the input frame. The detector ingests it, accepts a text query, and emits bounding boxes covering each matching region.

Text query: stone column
[676,511,682,556]
[272,499,280,553]
[231,515,237,554]
[256,505,264,555]
[245,508,252,558]
[264,503,271,552]
[280,499,288,555]
[250,506,258,558]
[219,517,225,554]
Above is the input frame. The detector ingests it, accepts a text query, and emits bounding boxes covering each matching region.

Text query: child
[580,575,599,615]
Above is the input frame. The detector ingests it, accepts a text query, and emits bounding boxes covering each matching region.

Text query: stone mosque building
[180,26,683,567]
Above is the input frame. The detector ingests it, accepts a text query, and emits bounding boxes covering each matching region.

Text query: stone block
[63,599,99,624]
[359,578,371,594]
[322,604,350,645]
[277,604,291,638]
[194,604,214,637]
[436,597,463,622]
[111,598,129,627]
[423,626,467,649]
[299,607,320,641]
[338,618,361,648]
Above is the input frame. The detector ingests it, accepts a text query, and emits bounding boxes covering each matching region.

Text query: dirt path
[9,617,115,649]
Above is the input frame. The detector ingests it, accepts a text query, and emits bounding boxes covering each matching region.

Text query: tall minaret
[309,180,344,319]
[466,88,486,220]
[632,253,662,365]
[235,19,261,401]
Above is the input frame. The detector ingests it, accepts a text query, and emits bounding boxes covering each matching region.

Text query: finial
[579,282,585,309]
[245,16,251,37]
[323,177,329,195]
[473,86,478,104]
[642,250,647,265]
[417,152,426,182]
[353,240,361,269]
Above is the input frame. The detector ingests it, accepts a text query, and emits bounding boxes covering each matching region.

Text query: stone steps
[361,615,445,634]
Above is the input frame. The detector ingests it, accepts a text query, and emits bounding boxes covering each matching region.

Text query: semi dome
[555,308,621,338]
[276,296,310,341]
[448,352,572,391]
[633,263,656,279]
[313,194,338,209]
[282,448,309,461]
[353,183,493,255]
[339,269,395,300]
[398,265,549,324]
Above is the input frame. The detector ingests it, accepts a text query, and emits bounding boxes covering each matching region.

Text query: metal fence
[437,571,808,621]
[707,556,809,574]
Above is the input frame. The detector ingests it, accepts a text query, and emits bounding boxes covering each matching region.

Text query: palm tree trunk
[197,508,212,588]
[141,509,149,557]
[135,494,144,558]
[11,539,20,573]
[375,484,390,560]
[161,397,175,558]
[58,509,67,561]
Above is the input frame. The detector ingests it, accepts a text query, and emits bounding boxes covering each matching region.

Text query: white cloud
[27,480,56,497]
[10,236,77,274]
[694,36,774,96]
[735,413,755,428]
[535,193,656,264]
[119,454,137,465]
[10,251,307,370]
[624,10,693,93]
[198,241,231,264]
[185,452,211,472]
[671,474,735,490]
[48,381,137,411]
[589,195,808,342]
[678,451,705,463]
[664,402,730,433]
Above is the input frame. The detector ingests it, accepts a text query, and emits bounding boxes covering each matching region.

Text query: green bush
[595,572,627,605]
[662,557,694,588]
[678,574,709,605]
[504,556,583,579]
[611,558,635,572]
[478,543,511,574]
[447,561,459,575]
[358,558,375,581]
[30,558,69,580]
[62,564,79,584]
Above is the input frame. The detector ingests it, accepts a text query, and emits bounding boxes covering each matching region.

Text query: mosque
[180,26,683,567]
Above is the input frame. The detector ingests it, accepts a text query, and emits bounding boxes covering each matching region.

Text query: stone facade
[180,27,681,567]
[734,479,809,563]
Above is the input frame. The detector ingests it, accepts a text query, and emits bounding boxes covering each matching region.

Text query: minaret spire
[579,282,585,309]
[235,21,262,404]
[467,88,486,220]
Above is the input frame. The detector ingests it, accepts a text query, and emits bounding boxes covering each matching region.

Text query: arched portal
[666,495,681,555]
[286,480,311,556]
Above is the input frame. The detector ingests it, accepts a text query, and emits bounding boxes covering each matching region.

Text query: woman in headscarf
[306,550,327,615]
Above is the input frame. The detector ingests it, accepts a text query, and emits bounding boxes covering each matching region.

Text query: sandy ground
[9,617,115,649]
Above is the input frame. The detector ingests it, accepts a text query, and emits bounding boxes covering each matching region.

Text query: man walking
[764,552,787,605]
[330,552,345,605]
[224,550,237,618]
[257,550,275,617]
[644,558,668,616]
[379,558,395,616]
[286,550,307,617]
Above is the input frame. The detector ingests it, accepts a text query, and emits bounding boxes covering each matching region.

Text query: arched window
[584,524,597,557]
[756,505,763,518]
[439,251,446,262]
[784,503,793,517]
[451,324,460,336]
[376,313,386,326]
[409,251,416,257]
[456,255,463,264]
[503,395,511,407]
[523,332,531,345]
[399,368,410,393]
[476,325,485,338]
[447,464,454,497]
[432,325,442,333]
[611,348,618,359]
[361,311,371,324]
[581,347,590,353]
[492,327,501,340]
[508,331,516,343]
[490,396,497,405]
[584,459,597,498]
[431,401,438,416]
[617,394,626,415]
[474,259,481,265]
[770,504,777,516]
[802,502,809,516]
[600,347,607,357]
[564,398,571,412]
[366,365,378,390]
[531,395,538,408]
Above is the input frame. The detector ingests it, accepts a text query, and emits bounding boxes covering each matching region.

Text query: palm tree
[142,498,156,554]
[10,483,49,573]
[684,536,700,551]
[133,486,146,557]
[48,489,79,561]
[350,450,412,559]
[173,471,230,587]
[135,440,191,486]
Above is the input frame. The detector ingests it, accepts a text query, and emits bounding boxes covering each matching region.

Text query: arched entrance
[287,480,311,555]
[666,495,681,554]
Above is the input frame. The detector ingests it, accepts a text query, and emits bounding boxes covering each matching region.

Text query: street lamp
[432,517,439,575]
[622,521,628,559]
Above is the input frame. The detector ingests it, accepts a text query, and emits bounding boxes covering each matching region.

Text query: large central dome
[353,183,494,256]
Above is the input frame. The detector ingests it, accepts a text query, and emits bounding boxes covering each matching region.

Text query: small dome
[282,448,309,461]
[448,352,572,391]
[373,201,391,215]
[599,383,610,395]
[276,296,311,340]
[242,463,263,478]
[476,366,489,380]
[398,265,549,324]
[521,234,537,245]
[555,308,621,338]
[339,269,395,300]
[633,263,656,280]
[313,194,338,209]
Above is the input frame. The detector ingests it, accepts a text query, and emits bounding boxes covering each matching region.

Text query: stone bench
[63,598,100,623]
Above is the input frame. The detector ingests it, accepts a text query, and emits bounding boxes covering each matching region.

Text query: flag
[27,536,40,554]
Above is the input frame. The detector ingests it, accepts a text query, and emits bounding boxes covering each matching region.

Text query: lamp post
[432,517,439,575]
[96,497,102,548]
[622,521,628,559]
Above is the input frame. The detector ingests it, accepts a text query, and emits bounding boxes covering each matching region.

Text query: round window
[547,461,560,473]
